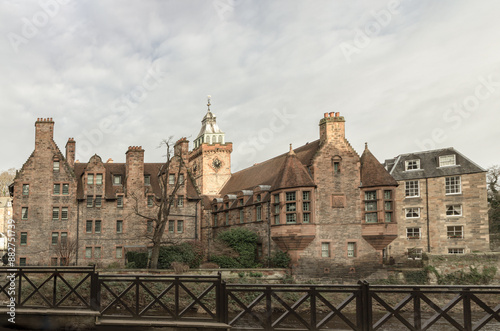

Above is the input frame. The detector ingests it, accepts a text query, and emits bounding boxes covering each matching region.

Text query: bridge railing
[0,266,97,310]
[97,273,224,323]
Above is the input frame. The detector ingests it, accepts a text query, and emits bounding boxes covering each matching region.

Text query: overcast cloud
[1,0,499,173]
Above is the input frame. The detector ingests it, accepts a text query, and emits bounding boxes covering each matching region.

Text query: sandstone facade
[11,108,490,278]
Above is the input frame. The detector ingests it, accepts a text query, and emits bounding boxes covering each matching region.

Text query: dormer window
[144,175,151,185]
[405,159,420,171]
[113,175,122,185]
[256,194,261,202]
[96,174,103,185]
[53,161,60,172]
[87,174,94,185]
[439,155,456,167]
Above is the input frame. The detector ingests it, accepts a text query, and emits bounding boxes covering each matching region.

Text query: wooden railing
[1,268,500,330]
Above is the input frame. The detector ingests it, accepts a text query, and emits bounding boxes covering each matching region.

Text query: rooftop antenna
[207,95,211,112]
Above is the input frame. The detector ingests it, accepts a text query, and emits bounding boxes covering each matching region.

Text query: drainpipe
[426,178,431,253]
[195,200,198,240]
[76,199,80,265]
[267,200,271,267]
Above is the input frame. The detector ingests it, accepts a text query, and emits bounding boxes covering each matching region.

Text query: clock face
[212,158,222,170]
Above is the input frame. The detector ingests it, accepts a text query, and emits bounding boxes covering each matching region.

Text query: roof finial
[207,95,211,112]
[365,142,368,150]
[289,143,295,155]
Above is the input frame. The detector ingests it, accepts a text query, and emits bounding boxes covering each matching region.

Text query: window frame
[22,184,29,196]
[405,180,420,197]
[405,159,420,171]
[439,155,456,167]
[21,207,28,220]
[405,207,420,219]
[321,242,330,258]
[446,204,462,217]
[447,225,464,239]
[445,176,461,195]
[406,227,421,239]
[116,220,123,233]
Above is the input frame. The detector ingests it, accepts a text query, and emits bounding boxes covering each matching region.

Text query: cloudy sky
[1,0,499,173]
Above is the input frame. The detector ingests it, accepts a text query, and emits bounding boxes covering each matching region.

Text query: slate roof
[75,162,200,200]
[360,146,398,188]
[384,147,485,181]
[219,140,320,195]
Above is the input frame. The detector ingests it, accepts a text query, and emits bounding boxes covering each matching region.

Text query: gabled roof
[360,145,398,188]
[384,147,485,181]
[219,140,319,195]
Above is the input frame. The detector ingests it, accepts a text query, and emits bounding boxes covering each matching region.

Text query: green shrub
[427,266,497,285]
[209,228,259,268]
[269,251,291,268]
[249,272,263,278]
[209,255,241,268]
[125,251,148,268]
[403,270,428,284]
[158,242,204,269]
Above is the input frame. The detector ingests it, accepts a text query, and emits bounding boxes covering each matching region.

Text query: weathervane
[207,95,211,112]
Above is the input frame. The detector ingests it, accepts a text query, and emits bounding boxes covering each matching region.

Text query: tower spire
[207,95,211,112]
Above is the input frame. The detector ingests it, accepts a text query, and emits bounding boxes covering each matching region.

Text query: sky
[1,0,499,173]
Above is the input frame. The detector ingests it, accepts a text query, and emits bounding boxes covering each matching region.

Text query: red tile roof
[219,140,319,195]
[360,146,398,188]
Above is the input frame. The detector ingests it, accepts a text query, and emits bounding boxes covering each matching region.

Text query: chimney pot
[336,112,340,117]
[329,112,335,117]
[324,113,329,118]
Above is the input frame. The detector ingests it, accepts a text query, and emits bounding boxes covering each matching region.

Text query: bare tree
[0,168,16,197]
[487,166,500,232]
[55,237,78,266]
[131,138,187,269]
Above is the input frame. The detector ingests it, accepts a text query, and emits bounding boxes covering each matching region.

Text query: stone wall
[425,252,500,282]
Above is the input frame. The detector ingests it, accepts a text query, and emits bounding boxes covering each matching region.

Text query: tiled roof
[384,147,485,181]
[360,146,398,188]
[219,140,319,195]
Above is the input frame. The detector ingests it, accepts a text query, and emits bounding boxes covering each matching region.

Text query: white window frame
[405,180,420,197]
[445,176,461,195]
[439,155,456,167]
[448,248,464,254]
[321,242,330,258]
[405,207,420,218]
[408,248,423,260]
[405,159,420,171]
[447,225,464,239]
[446,204,462,217]
[406,227,421,239]
[347,242,356,257]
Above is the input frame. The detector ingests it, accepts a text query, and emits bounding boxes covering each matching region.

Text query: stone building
[11,118,201,266]
[0,197,13,255]
[384,149,490,260]
[10,107,490,277]
[203,112,399,278]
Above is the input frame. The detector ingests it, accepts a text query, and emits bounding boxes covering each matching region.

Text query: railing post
[175,276,180,320]
[17,268,23,307]
[53,270,58,308]
[90,270,100,311]
[219,279,226,323]
[135,276,140,318]
[463,288,472,331]
[310,286,317,331]
[358,280,371,331]
[265,285,272,330]
[413,287,421,330]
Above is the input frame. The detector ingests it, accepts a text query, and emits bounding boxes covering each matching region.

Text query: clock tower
[189,97,232,195]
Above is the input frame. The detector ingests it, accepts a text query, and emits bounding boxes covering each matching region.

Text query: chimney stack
[34,118,55,153]
[65,138,76,168]
[319,112,346,145]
